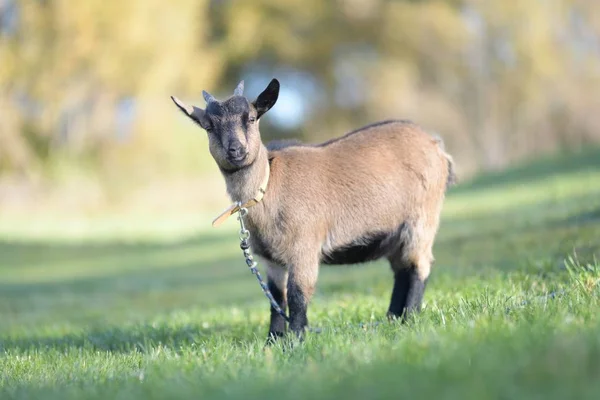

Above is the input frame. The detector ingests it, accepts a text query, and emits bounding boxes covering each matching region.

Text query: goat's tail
[431,133,457,190]
[445,154,457,190]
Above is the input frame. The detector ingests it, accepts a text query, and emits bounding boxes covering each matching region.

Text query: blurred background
[1,0,599,239]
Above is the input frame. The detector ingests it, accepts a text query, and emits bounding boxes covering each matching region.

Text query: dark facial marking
[205,96,250,120]
[205,101,224,118]
[203,97,254,170]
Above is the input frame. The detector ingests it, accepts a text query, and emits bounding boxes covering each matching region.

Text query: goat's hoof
[386,311,402,321]
[264,331,286,347]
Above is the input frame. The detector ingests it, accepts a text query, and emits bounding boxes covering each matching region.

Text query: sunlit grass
[1,149,600,399]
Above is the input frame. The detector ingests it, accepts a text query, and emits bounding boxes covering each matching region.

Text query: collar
[212,160,270,227]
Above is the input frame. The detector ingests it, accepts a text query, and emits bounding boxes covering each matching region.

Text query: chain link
[238,205,290,323]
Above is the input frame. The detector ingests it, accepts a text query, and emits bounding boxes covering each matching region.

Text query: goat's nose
[228,147,238,155]
[228,145,245,158]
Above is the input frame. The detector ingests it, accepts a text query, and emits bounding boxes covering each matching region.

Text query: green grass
[1,149,600,399]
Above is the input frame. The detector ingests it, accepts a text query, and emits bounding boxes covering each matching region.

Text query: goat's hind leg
[387,253,430,322]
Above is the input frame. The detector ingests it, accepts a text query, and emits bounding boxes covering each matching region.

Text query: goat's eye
[248,117,256,124]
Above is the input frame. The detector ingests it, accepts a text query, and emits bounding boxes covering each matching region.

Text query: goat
[171,79,456,342]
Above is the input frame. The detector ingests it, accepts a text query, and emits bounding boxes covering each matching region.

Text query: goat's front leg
[287,257,319,339]
[266,262,288,344]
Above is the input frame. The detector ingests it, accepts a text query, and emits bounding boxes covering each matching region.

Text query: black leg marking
[388,268,411,318]
[404,274,427,320]
[287,275,309,339]
[387,266,427,322]
[266,279,287,345]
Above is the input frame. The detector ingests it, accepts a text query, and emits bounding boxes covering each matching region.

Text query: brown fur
[249,121,450,274]
[172,79,455,340]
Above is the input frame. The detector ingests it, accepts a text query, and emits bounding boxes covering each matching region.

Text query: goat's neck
[223,145,270,204]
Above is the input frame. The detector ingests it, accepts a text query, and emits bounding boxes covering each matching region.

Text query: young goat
[171,79,456,342]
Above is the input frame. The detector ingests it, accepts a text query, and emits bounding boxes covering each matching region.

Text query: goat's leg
[287,259,319,339]
[387,256,430,322]
[265,263,288,344]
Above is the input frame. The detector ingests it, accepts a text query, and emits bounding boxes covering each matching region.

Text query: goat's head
[171,79,279,171]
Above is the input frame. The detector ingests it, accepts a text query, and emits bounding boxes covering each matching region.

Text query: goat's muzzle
[227,145,248,166]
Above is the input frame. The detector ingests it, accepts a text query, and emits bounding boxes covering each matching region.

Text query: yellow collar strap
[212,161,270,228]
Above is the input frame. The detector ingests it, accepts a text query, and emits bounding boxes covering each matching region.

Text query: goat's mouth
[228,153,248,166]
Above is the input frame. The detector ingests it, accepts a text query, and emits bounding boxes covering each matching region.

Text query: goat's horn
[233,80,244,96]
[202,90,216,104]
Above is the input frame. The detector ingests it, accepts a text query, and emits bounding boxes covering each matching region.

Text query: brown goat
[171,79,455,342]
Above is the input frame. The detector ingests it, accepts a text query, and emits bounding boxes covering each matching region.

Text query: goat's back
[269,120,449,207]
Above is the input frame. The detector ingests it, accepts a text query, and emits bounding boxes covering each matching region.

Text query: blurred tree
[0,0,221,178]
[1,0,599,185]
[212,0,600,172]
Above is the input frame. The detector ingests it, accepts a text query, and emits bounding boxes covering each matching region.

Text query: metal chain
[238,205,290,323]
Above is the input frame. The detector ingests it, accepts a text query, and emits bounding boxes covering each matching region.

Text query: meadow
[1,148,600,399]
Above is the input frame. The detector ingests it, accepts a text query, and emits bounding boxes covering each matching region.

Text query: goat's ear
[253,78,280,119]
[170,96,210,130]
